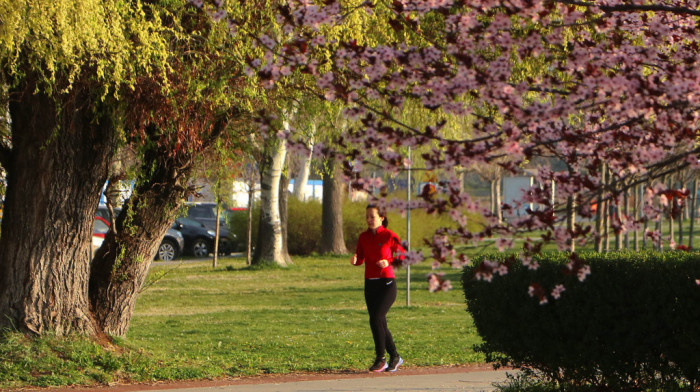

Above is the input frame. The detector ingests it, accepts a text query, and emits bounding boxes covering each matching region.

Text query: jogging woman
[351,204,405,372]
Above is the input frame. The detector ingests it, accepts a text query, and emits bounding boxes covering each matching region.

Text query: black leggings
[364,278,398,358]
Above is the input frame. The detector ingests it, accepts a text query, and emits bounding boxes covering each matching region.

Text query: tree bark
[319,159,348,254]
[490,179,497,218]
[495,175,502,224]
[252,137,289,266]
[0,77,115,335]
[634,184,640,251]
[623,188,630,249]
[689,178,698,250]
[279,162,292,265]
[293,126,314,201]
[595,164,606,252]
[89,128,195,336]
[246,176,255,266]
[566,195,575,252]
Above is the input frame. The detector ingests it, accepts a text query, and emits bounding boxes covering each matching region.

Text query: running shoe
[369,357,387,372]
[387,355,403,372]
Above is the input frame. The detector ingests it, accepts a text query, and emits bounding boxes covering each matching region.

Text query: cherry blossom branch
[555,0,700,16]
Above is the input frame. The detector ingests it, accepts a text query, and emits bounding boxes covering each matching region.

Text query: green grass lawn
[128,255,482,375]
[0,254,483,389]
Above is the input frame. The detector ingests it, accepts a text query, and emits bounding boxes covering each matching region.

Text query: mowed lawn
[127,255,484,376]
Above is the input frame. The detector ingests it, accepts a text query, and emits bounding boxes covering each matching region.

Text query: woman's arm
[352,235,365,266]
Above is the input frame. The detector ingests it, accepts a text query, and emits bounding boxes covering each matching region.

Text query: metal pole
[406,147,411,307]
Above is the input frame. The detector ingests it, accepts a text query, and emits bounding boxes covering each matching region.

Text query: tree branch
[555,0,700,17]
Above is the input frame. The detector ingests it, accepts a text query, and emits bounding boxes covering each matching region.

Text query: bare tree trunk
[634,184,640,252]
[246,178,254,266]
[253,137,289,266]
[679,180,686,245]
[689,178,698,250]
[0,78,114,336]
[279,162,292,265]
[213,204,221,268]
[566,195,575,252]
[624,188,630,249]
[643,187,649,249]
[319,159,348,254]
[293,125,314,201]
[615,194,622,251]
[490,179,497,218]
[595,164,605,252]
[495,175,503,224]
[654,186,662,250]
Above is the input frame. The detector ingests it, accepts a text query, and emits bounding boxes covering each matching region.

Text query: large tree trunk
[293,126,314,201]
[253,138,289,266]
[319,159,348,254]
[89,130,195,336]
[0,77,115,335]
[279,166,292,265]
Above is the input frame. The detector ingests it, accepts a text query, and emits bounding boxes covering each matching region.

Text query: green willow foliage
[0,0,169,96]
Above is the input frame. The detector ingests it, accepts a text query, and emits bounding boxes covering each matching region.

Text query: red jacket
[354,225,405,279]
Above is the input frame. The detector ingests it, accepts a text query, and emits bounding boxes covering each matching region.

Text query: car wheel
[156,239,179,261]
[218,238,231,255]
[191,238,209,258]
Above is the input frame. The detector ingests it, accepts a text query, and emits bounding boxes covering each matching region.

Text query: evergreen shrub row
[462,251,700,391]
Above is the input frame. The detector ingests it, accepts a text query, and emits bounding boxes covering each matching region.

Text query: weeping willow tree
[0,0,168,336]
[0,0,265,337]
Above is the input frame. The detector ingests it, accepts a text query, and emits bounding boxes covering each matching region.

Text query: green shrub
[228,207,259,252]
[463,251,700,391]
[287,196,324,255]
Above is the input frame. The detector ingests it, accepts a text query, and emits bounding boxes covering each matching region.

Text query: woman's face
[366,208,384,230]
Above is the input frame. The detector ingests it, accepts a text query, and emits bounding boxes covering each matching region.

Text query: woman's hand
[377,259,389,269]
[351,254,359,265]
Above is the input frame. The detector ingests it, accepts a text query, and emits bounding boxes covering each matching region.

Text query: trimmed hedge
[463,251,700,390]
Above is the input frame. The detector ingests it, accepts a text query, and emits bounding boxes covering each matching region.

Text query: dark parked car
[183,202,240,254]
[174,217,216,257]
[96,205,185,261]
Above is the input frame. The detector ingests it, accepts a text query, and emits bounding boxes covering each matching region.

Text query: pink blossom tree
[192,0,699,299]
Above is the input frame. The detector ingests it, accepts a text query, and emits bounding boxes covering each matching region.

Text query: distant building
[502,176,534,218]
[288,179,323,201]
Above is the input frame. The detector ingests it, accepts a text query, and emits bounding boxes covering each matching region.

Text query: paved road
[41,367,514,392]
[143,370,512,392]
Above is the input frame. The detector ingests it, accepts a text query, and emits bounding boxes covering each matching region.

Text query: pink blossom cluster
[196,0,700,290]
[426,272,452,293]
[474,259,509,282]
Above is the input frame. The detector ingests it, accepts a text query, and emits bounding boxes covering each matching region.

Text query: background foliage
[230,194,484,256]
